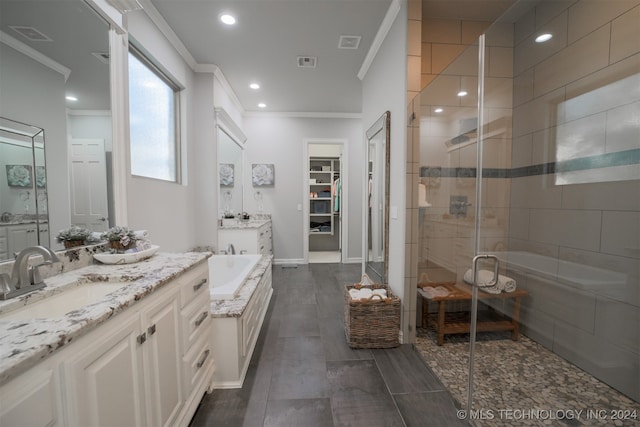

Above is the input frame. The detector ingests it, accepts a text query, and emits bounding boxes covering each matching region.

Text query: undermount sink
[0,282,128,321]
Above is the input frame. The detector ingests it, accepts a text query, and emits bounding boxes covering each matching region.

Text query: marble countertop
[210,255,272,318]
[0,251,210,386]
[219,219,270,230]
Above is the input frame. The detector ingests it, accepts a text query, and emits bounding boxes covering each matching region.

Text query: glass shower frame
[414,0,640,416]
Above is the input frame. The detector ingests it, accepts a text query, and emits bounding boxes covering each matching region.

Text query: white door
[69,138,109,231]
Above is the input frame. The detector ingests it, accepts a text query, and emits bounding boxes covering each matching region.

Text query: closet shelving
[309,158,340,236]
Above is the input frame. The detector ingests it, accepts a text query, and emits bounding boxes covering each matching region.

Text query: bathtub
[208,254,262,300]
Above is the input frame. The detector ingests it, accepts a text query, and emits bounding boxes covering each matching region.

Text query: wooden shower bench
[418,282,528,345]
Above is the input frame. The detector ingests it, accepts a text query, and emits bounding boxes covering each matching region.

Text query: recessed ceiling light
[258,103,267,108]
[220,14,236,25]
[434,108,443,113]
[249,83,260,90]
[66,95,78,101]
[535,33,552,43]
[457,91,468,97]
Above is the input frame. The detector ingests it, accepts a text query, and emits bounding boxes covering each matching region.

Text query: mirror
[0,0,112,260]
[364,111,390,283]
[0,118,49,259]
[218,129,244,217]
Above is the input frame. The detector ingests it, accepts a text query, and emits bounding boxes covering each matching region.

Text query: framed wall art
[252,164,274,186]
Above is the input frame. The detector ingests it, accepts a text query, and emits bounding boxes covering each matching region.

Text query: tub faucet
[0,246,60,300]
[226,243,236,255]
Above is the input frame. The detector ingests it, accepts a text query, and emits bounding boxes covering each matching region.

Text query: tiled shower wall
[508,1,640,401]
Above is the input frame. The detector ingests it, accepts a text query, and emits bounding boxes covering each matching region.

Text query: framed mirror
[364,111,390,283]
[0,0,112,260]
[216,108,247,218]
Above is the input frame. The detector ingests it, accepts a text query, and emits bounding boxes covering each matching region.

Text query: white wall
[125,11,200,252]
[242,115,363,263]
[361,2,408,331]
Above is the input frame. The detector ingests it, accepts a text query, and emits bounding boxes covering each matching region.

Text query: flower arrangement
[56,226,91,248]
[101,226,136,250]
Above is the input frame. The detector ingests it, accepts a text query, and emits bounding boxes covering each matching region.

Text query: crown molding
[137,0,197,69]
[0,31,71,81]
[243,111,362,120]
[357,0,401,81]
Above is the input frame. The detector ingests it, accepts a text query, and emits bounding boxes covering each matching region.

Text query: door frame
[302,138,348,264]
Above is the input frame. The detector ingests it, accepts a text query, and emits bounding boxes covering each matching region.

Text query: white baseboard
[273,258,305,265]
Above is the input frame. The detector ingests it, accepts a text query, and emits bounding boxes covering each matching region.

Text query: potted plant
[102,226,136,251]
[56,225,91,249]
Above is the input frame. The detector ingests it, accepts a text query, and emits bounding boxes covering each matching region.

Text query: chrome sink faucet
[0,246,60,300]
[226,243,236,255]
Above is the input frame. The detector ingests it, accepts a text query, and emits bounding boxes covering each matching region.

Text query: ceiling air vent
[297,56,317,69]
[338,35,361,49]
[10,26,52,42]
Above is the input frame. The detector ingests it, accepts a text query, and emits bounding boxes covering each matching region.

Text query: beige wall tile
[513,87,565,137]
[513,67,534,107]
[601,211,640,259]
[419,74,459,106]
[407,55,422,93]
[488,46,513,78]
[509,175,562,209]
[568,0,640,44]
[407,0,422,21]
[408,19,422,56]
[611,5,640,63]
[482,136,512,169]
[565,52,640,101]
[485,22,515,48]
[461,21,490,45]
[534,25,610,98]
[423,18,461,44]
[512,134,533,168]
[531,127,558,165]
[484,77,513,108]
[437,46,478,77]
[529,209,602,251]
[535,0,577,29]
[421,74,437,90]
[514,11,568,76]
[432,44,468,75]
[514,6,535,45]
[421,43,432,73]
[562,180,640,211]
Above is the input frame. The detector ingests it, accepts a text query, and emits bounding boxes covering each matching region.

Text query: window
[128,46,180,182]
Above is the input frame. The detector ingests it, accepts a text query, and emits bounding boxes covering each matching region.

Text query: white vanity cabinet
[0,359,64,427]
[0,260,213,427]
[211,265,272,388]
[63,284,183,427]
[0,227,7,260]
[218,220,272,255]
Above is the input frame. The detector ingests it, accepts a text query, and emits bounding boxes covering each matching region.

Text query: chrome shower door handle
[471,254,499,288]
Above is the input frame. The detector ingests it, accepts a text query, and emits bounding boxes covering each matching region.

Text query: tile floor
[189,263,468,426]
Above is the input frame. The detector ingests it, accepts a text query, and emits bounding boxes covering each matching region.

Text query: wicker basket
[108,240,134,251]
[344,283,400,349]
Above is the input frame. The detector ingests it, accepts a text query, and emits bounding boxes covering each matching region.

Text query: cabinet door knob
[148,324,156,335]
[137,332,147,344]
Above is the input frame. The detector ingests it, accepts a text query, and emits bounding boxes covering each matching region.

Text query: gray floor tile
[264,398,334,427]
[394,391,469,427]
[372,344,445,393]
[268,358,330,400]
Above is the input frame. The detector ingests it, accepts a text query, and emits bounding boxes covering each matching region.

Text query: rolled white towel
[349,287,387,300]
[372,289,387,298]
[463,269,516,293]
